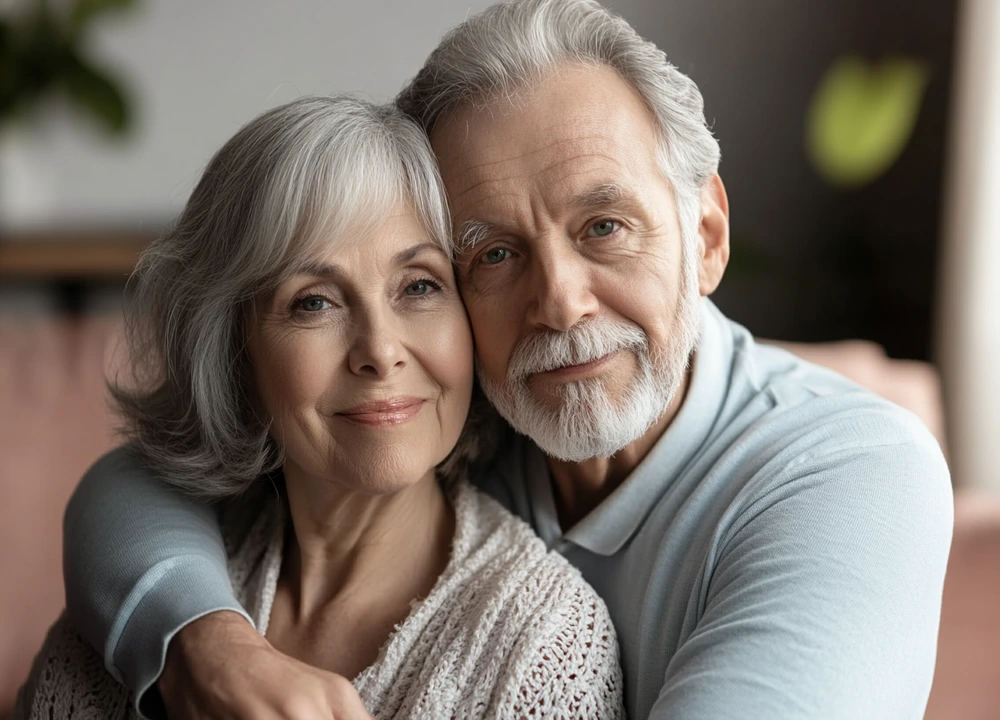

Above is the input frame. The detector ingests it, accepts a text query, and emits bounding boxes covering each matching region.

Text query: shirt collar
[527,297,734,555]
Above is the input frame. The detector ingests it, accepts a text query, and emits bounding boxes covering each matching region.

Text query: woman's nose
[347,310,407,377]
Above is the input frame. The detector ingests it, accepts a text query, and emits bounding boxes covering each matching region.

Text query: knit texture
[14,482,624,719]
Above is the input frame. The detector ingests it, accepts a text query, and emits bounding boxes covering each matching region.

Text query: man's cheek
[483,345,510,381]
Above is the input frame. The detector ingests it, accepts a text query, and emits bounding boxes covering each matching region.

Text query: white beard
[478,265,702,462]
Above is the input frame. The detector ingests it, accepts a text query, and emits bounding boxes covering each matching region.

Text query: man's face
[431,64,723,460]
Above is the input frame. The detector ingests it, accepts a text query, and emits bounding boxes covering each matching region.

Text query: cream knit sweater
[15,482,624,719]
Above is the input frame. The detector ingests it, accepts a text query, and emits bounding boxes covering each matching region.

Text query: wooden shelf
[0,233,153,280]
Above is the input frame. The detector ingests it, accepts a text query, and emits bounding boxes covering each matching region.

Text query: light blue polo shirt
[476,299,952,719]
[63,299,952,719]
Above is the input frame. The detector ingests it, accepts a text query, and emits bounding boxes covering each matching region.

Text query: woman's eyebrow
[290,242,444,280]
[393,241,448,265]
[291,262,347,281]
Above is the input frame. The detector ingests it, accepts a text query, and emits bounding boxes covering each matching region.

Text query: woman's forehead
[279,209,448,279]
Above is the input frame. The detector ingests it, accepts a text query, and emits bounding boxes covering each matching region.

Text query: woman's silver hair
[396,0,721,251]
[111,96,469,500]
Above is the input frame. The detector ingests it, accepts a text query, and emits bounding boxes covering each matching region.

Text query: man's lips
[531,351,617,380]
[335,397,426,426]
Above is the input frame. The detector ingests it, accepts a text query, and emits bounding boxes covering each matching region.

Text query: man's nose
[524,241,600,332]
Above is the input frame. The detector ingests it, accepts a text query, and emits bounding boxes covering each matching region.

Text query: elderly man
[62,0,952,718]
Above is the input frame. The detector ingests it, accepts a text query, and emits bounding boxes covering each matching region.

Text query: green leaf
[806,55,930,189]
[69,0,139,36]
[0,13,63,124]
[60,50,131,133]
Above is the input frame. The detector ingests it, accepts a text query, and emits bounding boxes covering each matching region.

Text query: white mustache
[506,318,648,381]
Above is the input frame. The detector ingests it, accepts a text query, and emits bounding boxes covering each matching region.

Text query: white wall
[1,0,493,230]
[937,0,1000,490]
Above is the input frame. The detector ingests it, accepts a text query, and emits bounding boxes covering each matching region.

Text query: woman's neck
[280,468,455,622]
[266,467,455,679]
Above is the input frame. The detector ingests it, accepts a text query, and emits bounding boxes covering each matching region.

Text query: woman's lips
[336,398,426,427]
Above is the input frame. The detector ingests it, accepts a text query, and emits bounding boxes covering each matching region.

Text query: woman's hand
[158,611,374,720]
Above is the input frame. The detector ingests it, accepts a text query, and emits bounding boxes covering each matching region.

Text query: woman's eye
[405,280,435,296]
[297,296,331,312]
[587,220,619,237]
[481,248,511,265]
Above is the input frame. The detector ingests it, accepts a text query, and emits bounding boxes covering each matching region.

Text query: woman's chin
[349,469,436,497]
[301,459,440,497]
[282,438,446,498]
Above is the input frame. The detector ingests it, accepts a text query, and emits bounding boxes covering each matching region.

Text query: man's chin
[528,375,617,405]
[531,432,636,463]
[507,403,650,462]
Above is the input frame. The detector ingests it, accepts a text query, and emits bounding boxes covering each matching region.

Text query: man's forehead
[435,118,653,219]
[444,150,635,220]
[430,64,664,232]
[436,117,626,179]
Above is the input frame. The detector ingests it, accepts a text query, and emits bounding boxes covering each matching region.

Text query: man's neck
[547,369,691,529]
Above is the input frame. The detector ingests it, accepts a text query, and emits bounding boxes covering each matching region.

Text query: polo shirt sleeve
[648,407,953,719]
[62,444,252,719]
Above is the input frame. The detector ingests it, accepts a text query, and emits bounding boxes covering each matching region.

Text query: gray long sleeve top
[63,299,953,719]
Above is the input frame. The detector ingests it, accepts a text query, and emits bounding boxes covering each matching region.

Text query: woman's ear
[696,174,730,296]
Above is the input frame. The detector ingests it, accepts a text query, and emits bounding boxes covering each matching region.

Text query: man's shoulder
[699,320,951,530]
[722,319,941,458]
[712,351,951,546]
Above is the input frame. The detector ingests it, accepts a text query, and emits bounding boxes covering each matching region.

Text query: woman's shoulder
[447,481,572,593]
[451,482,601,587]
[12,613,133,720]
[444,482,625,718]
[448,481,605,610]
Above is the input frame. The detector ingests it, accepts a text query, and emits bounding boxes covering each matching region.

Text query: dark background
[614,0,960,361]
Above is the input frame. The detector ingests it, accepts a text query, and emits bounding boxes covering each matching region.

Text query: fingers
[326,675,376,720]
[157,615,375,720]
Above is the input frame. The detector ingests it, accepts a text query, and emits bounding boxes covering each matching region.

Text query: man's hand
[158,611,373,720]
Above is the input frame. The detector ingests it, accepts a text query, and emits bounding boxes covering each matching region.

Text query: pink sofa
[925,490,1000,719]
[0,318,997,717]
[0,315,121,714]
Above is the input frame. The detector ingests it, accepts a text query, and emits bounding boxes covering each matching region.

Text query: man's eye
[481,248,511,265]
[587,220,619,237]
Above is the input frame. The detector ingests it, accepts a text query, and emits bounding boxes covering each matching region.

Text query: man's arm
[650,410,953,719]
[62,445,251,714]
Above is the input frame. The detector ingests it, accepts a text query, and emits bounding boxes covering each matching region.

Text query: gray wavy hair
[111,95,483,500]
[396,0,721,244]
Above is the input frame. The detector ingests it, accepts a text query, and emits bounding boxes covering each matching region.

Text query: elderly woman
[13,97,623,720]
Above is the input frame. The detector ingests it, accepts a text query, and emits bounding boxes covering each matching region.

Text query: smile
[533,351,618,381]
[335,398,426,427]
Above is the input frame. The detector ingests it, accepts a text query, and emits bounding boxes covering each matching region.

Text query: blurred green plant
[0,0,138,135]
[806,55,930,189]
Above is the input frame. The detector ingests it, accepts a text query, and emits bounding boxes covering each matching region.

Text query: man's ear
[696,174,730,296]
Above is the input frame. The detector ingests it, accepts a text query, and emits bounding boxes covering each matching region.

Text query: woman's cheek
[414,307,474,390]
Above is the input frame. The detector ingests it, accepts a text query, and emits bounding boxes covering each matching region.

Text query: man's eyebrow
[570,183,635,208]
[453,185,636,253]
[455,220,498,253]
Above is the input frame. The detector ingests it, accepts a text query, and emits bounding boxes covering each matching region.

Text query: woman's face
[248,207,474,495]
